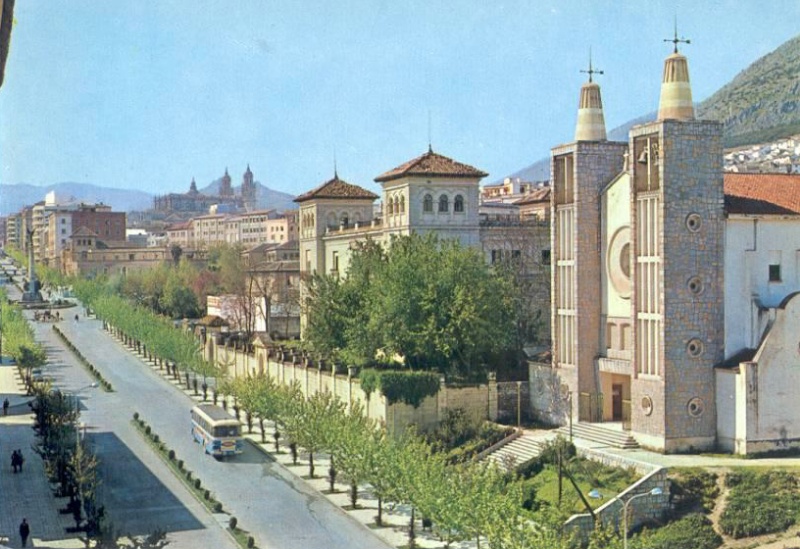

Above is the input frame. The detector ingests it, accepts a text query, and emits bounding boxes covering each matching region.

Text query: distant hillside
[697,34,800,148]
[0,179,297,216]
[498,33,800,184]
[200,178,297,211]
[0,182,152,216]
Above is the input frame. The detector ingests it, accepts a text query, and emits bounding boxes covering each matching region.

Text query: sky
[2,1,799,200]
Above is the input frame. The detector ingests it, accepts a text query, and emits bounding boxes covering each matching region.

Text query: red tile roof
[375,148,488,183]
[724,173,800,215]
[294,176,378,203]
[514,187,551,206]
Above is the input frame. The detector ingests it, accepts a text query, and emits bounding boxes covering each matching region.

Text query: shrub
[177,460,184,470]
[636,514,721,549]
[213,502,223,513]
[247,535,255,548]
[204,489,211,500]
[229,516,238,530]
[186,471,192,481]
[168,449,176,461]
[194,478,201,489]
[153,434,159,443]
[145,425,151,435]
[719,470,800,538]
[358,369,440,407]
[133,412,139,421]
[670,468,719,513]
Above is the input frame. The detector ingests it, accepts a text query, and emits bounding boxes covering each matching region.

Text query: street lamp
[589,486,663,549]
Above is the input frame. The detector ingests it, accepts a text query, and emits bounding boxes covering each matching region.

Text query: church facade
[542,43,800,453]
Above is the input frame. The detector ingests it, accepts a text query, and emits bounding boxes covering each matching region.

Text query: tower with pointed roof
[219,168,233,197]
[548,36,724,453]
[551,56,627,432]
[241,164,257,211]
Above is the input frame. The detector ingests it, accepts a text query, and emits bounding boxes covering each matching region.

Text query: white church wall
[600,173,631,319]
[725,216,800,356]
[731,293,800,454]
[715,368,736,452]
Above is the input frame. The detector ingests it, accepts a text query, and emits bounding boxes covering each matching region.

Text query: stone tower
[241,164,257,211]
[627,41,724,451]
[219,168,233,197]
[551,61,626,424]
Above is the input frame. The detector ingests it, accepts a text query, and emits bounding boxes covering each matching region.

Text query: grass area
[525,459,639,514]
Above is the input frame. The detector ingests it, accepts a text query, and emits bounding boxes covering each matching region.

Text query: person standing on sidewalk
[19,518,30,547]
[3,398,9,416]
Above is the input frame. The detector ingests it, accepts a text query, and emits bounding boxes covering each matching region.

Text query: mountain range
[3,33,799,211]
[498,33,800,184]
[0,179,296,217]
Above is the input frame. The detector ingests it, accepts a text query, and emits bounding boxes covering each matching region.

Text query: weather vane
[665,18,690,53]
[580,48,603,83]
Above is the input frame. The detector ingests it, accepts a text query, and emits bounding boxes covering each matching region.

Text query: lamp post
[589,486,663,549]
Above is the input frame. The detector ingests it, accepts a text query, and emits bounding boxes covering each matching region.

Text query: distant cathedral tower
[189,177,198,195]
[219,168,233,197]
[241,164,257,211]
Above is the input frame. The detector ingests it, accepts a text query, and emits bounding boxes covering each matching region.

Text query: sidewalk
[0,360,83,549]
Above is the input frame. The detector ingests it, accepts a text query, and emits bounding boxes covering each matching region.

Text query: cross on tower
[580,49,603,83]
[665,20,690,53]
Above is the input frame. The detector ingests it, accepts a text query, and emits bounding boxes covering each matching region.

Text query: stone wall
[565,466,669,542]
[209,338,498,433]
[496,380,531,425]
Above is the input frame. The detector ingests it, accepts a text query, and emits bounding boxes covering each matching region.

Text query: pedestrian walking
[11,450,18,473]
[3,397,9,416]
[16,449,24,472]
[19,518,30,547]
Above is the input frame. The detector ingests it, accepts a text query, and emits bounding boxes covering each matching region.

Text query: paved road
[49,317,392,549]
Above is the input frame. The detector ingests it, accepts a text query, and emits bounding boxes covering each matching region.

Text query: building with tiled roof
[723,172,800,215]
[297,148,552,342]
[375,146,488,183]
[294,175,379,202]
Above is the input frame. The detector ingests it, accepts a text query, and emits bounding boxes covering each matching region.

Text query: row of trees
[221,375,574,549]
[0,288,47,373]
[304,234,525,380]
[73,281,218,381]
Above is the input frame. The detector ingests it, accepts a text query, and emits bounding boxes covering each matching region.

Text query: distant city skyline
[1,1,799,198]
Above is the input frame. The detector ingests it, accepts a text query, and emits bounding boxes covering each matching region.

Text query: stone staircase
[484,432,550,471]
[555,422,639,449]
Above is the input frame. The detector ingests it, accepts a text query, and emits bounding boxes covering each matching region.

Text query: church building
[542,39,800,454]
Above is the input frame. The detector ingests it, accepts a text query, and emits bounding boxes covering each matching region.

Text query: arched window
[393,196,399,215]
[340,213,349,226]
[454,194,464,213]
[400,195,405,213]
[438,194,449,212]
[423,194,433,213]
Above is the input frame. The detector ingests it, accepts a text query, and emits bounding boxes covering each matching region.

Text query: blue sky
[1,1,799,199]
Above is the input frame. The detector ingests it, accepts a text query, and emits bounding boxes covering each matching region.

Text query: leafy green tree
[304,234,519,378]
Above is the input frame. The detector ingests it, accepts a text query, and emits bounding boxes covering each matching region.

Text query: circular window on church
[687,338,704,358]
[607,226,632,299]
[641,396,654,416]
[686,213,703,233]
[687,276,704,295]
[687,397,705,418]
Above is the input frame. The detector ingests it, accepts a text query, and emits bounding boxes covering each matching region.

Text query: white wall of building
[725,216,800,356]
